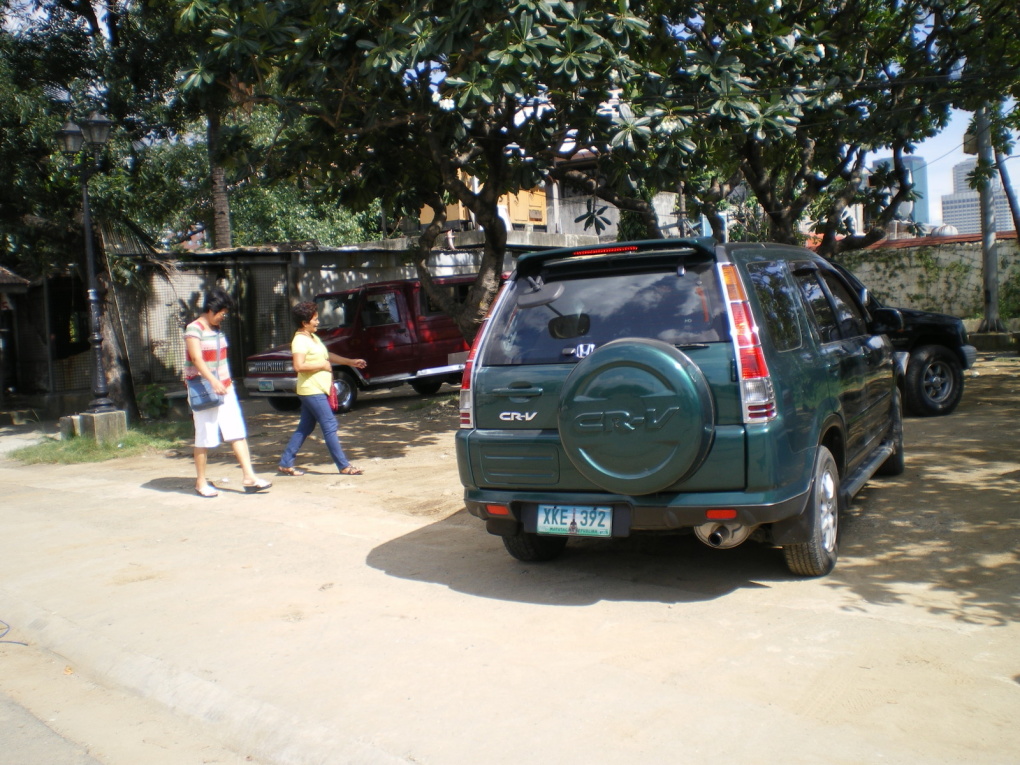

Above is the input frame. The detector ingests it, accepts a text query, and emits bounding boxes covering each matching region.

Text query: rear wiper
[675,343,709,350]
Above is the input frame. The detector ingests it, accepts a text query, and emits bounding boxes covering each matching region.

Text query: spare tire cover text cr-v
[557,338,716,495]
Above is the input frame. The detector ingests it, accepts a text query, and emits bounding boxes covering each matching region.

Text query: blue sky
[876,109,1020,224]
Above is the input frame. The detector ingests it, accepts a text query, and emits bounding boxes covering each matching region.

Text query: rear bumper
[463,487,810,537]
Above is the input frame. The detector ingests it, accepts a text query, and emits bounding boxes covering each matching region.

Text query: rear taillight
[720,264,777,423]
[459,338,481,429]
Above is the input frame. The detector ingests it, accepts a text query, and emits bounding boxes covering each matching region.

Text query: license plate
[258,380,274,392]
[537,505,613,537]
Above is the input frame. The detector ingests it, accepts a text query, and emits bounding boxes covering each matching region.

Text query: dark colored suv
[832,263,976,417]
[456,239,906,576]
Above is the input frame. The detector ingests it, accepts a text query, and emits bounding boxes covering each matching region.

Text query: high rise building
[870,156,930,224]
[942,158,1014,234]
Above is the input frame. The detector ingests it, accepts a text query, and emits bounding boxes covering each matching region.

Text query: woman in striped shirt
[185,288,272,498]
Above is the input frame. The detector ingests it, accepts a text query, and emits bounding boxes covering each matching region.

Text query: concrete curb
[0,591,407,765]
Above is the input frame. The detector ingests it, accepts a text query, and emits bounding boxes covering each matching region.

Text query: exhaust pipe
[708,526,730,547]
[694,522,754,550]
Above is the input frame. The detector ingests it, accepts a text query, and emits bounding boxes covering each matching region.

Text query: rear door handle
[493,387,543,397]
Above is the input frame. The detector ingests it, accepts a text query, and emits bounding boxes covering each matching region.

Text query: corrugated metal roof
[0,265,31,288]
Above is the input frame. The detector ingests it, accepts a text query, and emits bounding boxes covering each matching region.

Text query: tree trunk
[975,105,1004,332]
[99,273,140,421]
[207,111,232,249]
[995,150,1020,235]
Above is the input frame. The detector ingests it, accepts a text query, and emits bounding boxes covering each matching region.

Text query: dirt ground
[1,357,1018,764]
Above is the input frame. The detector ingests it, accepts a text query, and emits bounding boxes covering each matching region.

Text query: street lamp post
[56,112,116,413]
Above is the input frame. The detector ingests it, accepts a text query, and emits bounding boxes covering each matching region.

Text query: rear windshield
[316,292,360,329]
[482,262,728,366]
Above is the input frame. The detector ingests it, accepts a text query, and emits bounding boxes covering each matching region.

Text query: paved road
[1,362,1018,764]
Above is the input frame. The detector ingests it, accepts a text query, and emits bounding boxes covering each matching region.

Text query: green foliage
[137,384,171,419]
[1000,269,1020,320]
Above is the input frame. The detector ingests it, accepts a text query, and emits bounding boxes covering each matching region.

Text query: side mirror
[870,307,904,335]
[549,314,591,339]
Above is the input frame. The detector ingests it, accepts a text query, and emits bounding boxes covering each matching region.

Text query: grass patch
[11,419,193,465]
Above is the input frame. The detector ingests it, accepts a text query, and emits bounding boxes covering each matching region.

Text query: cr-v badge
[500,412,538,422]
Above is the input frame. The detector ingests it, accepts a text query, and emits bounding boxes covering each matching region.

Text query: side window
[745,261,802,352]
[421,283,468,316]
[362,292,401,327]
[794,270,840,344]
[820,272,868,338]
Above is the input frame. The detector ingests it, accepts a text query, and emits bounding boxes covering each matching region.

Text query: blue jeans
[279,393,351,472]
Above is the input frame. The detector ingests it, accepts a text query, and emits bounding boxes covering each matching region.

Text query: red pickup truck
[244,275,474,412]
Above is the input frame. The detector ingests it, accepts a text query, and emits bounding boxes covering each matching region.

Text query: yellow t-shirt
[292,332,332,396]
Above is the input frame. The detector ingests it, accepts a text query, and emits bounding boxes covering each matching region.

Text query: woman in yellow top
[278,302,367,476]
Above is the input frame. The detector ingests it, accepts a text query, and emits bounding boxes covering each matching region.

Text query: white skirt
[192,384,247,448]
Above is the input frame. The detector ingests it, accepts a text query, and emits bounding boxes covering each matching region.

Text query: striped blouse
[184,319,231,382]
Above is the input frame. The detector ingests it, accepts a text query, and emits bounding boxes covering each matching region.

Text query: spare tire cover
[558,338,715,495]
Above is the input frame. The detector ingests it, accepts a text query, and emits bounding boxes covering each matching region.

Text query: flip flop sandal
[195,485,219,498]
[339,466,363,476]
[243,478,273,493]
[278,466,306,476]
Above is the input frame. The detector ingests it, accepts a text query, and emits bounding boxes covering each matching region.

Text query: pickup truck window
[422,283,471,316]
[316,292,360,329]
[362,292,401,327]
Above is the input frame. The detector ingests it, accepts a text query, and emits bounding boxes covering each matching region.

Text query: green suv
[455,239,906,576]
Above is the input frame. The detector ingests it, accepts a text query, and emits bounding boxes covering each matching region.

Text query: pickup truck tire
[333,371,358,413]
[783,446,840,577]
[905,344,963,417]
[410,379,443,396]
[502,531,568,562]
[268,396,301,412]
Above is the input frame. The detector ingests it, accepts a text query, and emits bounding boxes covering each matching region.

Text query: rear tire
[268,396,301,412]
[783,446,840,577]
[502,532,568,562]
[410,379,443,396]
[905,344,963,417]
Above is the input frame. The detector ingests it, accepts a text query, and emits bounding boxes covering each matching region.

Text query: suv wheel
[905,344,963,416]
[783,446,840,577]
[502,531,568,562]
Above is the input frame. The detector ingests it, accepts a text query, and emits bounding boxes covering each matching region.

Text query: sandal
[195,485,219,498]
[339,465,363,476]
[277,466,306,477]
[243,478,273,493]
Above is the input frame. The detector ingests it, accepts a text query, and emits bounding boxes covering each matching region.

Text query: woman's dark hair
[292,301,318,327]
[202,287,235,314]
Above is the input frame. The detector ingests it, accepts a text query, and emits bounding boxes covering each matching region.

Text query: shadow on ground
[370,360,1020,622]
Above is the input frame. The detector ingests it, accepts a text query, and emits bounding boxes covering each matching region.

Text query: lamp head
[56,120,85,155]
[80,111,113,149]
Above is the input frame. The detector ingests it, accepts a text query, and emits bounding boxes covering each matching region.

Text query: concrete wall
[837,236,1020,318]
